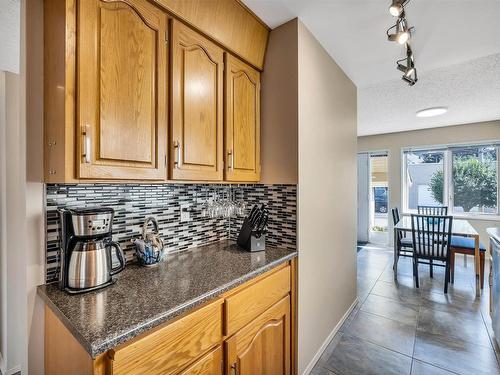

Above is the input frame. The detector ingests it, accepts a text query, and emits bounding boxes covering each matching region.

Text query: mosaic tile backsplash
[45,184,297,282]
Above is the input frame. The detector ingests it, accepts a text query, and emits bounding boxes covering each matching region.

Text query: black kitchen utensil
[237,204,268,251]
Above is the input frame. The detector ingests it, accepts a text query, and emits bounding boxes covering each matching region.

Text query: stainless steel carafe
[68,239,124,289]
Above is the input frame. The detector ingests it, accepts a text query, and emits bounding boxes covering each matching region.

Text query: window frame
[402,141,500,221]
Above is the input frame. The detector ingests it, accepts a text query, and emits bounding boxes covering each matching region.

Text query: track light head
[387,18,414,44]
[397,45,418,85]
[389,0,404,17]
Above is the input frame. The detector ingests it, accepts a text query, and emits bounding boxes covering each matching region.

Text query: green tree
[429,158,497,212]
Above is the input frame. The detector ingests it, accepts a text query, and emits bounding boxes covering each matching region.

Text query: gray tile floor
[312,243,500,375]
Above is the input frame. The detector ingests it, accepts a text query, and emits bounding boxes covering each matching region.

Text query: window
[404,150,445,210]
[403,143,500,217]
[451,146,497,215]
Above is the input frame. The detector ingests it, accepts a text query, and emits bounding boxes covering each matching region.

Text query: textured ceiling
[358,53,500,136]
[244,0,500,135]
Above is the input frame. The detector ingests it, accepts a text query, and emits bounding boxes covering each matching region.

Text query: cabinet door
[225,296,290,375]
[225,55,261,182]
[77,0,167,180]
[170,20,224,181]
[178,346,222,375]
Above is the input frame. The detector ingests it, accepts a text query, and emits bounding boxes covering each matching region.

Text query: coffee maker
[58,207,125,294]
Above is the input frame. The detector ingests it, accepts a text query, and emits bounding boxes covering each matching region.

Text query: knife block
[237,218,266,252]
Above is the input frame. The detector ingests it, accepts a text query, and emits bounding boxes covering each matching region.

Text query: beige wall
[297,21,357,374]
[260,20,298,184]
[262,18,357,373]
[358,120,500,245]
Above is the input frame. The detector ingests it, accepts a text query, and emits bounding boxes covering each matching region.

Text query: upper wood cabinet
[44,0,265,183]
[225,296,291,375]
[77,0,167,180]
[170,20,224,181]
[224,55,261,182]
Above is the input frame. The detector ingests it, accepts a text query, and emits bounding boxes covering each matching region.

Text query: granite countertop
[37,240,297,358]
[487,227,500,244]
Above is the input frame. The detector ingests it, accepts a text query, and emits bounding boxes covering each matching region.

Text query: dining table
[393,216,481,297]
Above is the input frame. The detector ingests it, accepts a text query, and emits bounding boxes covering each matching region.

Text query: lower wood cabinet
[179,346,223,375]
[225,296,290,375]
[110,300,223,375]
[44,261,296,375]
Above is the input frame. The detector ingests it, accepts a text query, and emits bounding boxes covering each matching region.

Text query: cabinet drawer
[224,265,290,336]
[111,300,223,375]
[178,345,222,375]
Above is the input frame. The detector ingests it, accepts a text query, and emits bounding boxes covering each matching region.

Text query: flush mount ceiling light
[416,107,448,118]
[397,45,417,85]
[387,17,414,44]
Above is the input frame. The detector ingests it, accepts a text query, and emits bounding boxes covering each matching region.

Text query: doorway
[357,152,389,246]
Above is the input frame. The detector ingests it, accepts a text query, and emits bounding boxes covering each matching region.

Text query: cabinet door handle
[174,141,180,168]
[82,124,91,164]
[230,362,238,375]
[228,149,234,171]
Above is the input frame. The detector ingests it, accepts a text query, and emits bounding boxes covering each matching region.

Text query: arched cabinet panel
[225,296,290,375]
[225,55,261,182]
[170,20,224,181]
[77,0,167,180]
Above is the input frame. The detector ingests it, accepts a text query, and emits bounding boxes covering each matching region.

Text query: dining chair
[450,236,486,289]
[417,205,448,215]
[416,206,448,278]
[411,214,453,293]
[392,207,413,258]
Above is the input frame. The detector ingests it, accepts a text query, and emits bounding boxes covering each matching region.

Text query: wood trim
[234,0,271,31]
[43,0,77,182]
[152,0,269,69]
[290,257,298,375]
[45,305,109,375]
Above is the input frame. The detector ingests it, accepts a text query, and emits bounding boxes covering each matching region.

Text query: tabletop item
[132,216,166,267]
[58,207,125,294]
[237,204,269,252]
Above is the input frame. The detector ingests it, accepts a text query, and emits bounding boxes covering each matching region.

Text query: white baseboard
[302,298,359,375]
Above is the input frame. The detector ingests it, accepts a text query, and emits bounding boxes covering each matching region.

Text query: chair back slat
[391,207,403,242]
[418,205,448,215]
[411,214,453,261]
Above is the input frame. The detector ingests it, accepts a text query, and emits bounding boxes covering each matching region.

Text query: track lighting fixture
[386,0,418,86]
[387,17,414,44]
[397,45,418,86]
